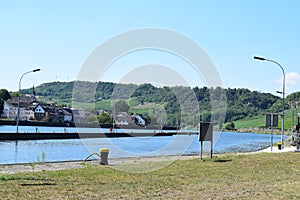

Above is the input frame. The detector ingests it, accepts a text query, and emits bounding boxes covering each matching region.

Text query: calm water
[0,126,281,164]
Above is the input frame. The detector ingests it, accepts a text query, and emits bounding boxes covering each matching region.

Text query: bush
[225,122,236,130]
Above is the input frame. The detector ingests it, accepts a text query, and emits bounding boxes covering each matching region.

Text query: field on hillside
[234,109,299,131]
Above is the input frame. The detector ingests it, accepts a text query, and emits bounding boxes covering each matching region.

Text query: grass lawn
[234,109,298,131]
[1,153,300,199]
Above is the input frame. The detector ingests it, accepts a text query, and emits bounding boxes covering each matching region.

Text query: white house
[1,100,34,121]
[19,107,35,121]
[115,112,130,125]
[34,104,46,121]
[58,109,73,122]
[132,114,146,126]
[1,101,17,120]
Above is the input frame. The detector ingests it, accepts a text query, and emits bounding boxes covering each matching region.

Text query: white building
[19,107,35,121]
[115,112,130,125]
[58,109,73,122]
[1,100,34,121]
[34,104,46,121]
[133,114,146,126]
[1,101,17,120]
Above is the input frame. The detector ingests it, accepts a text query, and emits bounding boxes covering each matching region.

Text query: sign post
[266,113,278,151]
[199,122,213,160]
[296,113,300,150]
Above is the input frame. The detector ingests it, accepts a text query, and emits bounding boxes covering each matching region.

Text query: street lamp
[254,56,285,148]
[16,68,41,133]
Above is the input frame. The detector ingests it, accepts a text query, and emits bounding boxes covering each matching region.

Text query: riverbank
[1,144,297,174]
[0,155,199,174]
[1,151,300,199]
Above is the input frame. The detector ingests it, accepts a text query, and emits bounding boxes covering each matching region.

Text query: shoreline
[0,154,199,174]
[0,132,183,140]
[1,145,298,174]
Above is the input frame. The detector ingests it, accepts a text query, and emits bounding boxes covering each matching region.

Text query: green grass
[128,98,140,107]
[38,96,72,106]
[95,100,112,110]
[234,108,299,130]
[94,98,155,114]
[1,153,300,199]
[234,115,266,129]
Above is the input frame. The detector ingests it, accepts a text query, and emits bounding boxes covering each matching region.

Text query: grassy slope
[1,153,300,199]
[234,109,299,130]
[94,98,156,115]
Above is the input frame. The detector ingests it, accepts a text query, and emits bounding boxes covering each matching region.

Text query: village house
[34,104,47,121]
[1,100,17,120]
[19,106,35,121]
[58,108,73,123]
[1,96,75,124]
[132,114,146,126]
[115,112,132,126]
[71,108,91,124]
[1,99,34,121]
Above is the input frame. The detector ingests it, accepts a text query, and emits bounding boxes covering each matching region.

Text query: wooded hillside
[21,81,291,127]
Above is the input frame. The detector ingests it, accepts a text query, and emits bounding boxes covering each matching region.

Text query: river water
[0,126,281,164]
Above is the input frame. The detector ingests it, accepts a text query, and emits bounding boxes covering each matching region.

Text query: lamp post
[16,68,41,133]
[254,56,285,148]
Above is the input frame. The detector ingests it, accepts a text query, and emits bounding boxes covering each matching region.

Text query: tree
[10,91,19,98]
[0,89,11,100]
[149,105,167,127]
[0,89,11,115]
[0,98,3,114]
[97,112,112,124]
[86,114,97,124]
[113,100,130,113]
[225,122,236,130]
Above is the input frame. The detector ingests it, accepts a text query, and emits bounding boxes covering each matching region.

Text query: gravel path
[0,155,199,174]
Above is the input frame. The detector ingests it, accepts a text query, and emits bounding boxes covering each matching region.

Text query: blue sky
[1,0,299,96]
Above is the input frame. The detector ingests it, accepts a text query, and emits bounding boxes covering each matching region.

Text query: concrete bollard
[100,148,109,165]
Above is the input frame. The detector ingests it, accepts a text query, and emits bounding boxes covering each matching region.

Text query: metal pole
[292,100,295,137]
[270,113,273,152]
[16,69,41,133]
[254,56,285,149]
[267,59,285,149]
[199,115,202,159]
[200,140,203,160]
[297,113,300,150]
[210,140,213,159]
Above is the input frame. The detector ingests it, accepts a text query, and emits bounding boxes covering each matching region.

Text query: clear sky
[1,0,299,96]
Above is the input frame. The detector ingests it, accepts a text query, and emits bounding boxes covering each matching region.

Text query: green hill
[234,108,299,131]
[19,81,300,128]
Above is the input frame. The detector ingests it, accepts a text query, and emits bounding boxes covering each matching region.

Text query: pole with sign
[266,113,278,151]
[199,122,213,160]
[296,113,300,150]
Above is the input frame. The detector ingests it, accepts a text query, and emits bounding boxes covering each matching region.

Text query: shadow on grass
[0,174,54,182]
[213,158,232,163]
[200,156,233,163]
[20,182,57,186]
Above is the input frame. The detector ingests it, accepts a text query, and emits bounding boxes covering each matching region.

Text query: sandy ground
[258,144,298,153]
[1,146,298,174]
